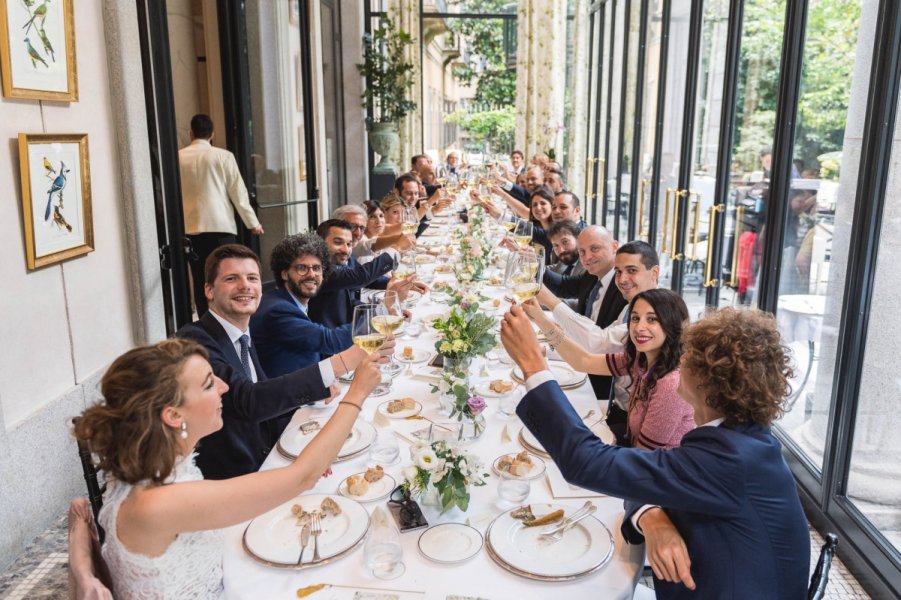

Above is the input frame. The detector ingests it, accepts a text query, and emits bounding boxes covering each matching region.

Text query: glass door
[585,1,608,224]
[617,0,641,239]
[603,0,624,235]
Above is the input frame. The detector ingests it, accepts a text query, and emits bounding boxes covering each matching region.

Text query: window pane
[635,0,664,243]
[774,0,873,474]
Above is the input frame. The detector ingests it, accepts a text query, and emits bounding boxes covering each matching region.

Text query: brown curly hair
[681,307,793,426]
[73,338,208,485]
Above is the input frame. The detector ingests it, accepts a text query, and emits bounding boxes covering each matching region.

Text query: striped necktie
[238,334,253,380]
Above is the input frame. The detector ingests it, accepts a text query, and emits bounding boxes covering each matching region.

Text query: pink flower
[466,395,487,414]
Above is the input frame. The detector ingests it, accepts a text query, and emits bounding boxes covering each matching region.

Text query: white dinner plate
[376,399,423,419]
[414,254,436,264]
[242,493,370,568]
[370,290,422,306]
[512,361,585,388]
[277,419,376,461]
[395,348,430,364]
[485,503,613,580]
[492,452,546,480]
[421,228,442,237]
[474,380,516,398]
[337,472,396,503]
[418,523,483,564]
[520,419,615,458]
[421,312,448,328]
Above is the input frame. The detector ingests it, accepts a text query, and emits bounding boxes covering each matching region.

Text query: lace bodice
[99,454,225,599]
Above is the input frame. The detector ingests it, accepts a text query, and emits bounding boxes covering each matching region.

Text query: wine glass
[512,219,534,249]
[375,290,404,377]
[352,303,391,395]
[499,209,518,234]
[363,507,405,579]
[402,206,419,237]
[393,250,417,284]
[504,250,544,304]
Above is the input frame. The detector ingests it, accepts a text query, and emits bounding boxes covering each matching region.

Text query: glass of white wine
[402,206,419,236]
[504,251,543,304]
[374,290,405,377]
[512,219,534,248]
[393,250,417,283]
[352,303,391,394]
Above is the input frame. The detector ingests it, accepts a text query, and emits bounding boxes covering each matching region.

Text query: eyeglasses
[292,264,323,274]
[348,224,366,232]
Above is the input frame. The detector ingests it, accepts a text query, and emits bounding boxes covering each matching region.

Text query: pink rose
[466,395,487,414]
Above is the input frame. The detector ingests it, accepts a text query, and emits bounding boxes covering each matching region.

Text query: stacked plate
[484,504,614,580]
[277,419,376,462]
[511,361,586,389]
[519,420,615,459]
[417,523,483,564]
[242,493,370,569]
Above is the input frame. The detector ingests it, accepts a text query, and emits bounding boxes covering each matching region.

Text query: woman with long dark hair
[540,288,694,449]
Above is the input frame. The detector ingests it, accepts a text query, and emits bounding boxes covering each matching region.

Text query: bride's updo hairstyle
[73,338,208,485]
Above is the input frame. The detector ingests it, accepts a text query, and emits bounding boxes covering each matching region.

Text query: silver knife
[297,524,311,565]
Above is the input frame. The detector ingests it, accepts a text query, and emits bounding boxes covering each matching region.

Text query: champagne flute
[352,303,391,395]
[393,250,417,283]
[504,251,543,303]
[513,219,534,248]
[374,290,405,376]
[402,206,419,236]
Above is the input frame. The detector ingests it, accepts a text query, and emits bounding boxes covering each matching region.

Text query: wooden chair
[72,417,106,543]
[807,532,839,600]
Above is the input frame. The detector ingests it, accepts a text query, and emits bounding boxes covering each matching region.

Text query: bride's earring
[180,421,188,439]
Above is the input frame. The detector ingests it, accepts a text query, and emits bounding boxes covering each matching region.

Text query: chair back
[72,417,106,543]
[807,532,839,600]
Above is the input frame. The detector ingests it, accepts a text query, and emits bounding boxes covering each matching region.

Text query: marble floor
[0,506,874,599]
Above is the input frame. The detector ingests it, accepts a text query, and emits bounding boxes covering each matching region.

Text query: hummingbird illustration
[53,206,72,232]
[45,161,69,221]
[24,37,47,68]
[37,27,54,62]
[22,0,48,35]
[42,156,56,179]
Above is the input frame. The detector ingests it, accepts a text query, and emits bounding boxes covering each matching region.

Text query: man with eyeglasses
[251,232,353,380]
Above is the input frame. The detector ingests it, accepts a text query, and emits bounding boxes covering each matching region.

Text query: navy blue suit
[176,313,329,480]
[250,287,353,378]
[518,380,809,599]
[308,254,394,328]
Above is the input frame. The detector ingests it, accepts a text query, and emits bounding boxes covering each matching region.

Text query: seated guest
[539,289,694,449]
[545,168,565,194]
[500,305,808,599]
[445,150,461,176]
[492,163,545,207]
[309,219,420,328]
[176,244,372,479]
[381,194,405,226]
[74,337,386,599]
[250,233,352,378]
[527,186,555,261]
[334,203,412,263]
[547,220,585,277]
[552,191,587,229]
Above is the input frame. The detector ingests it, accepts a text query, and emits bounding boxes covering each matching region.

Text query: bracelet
[340,401,362,412]
[545,324,565,349]
[338,352,349,374]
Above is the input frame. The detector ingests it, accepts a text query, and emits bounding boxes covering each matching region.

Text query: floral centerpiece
[403,440,488,513]
[453,205,493,284]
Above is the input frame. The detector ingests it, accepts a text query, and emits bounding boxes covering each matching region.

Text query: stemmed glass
[498,209,518,235]
[393,250,417,283]
[352,303,391,395]
[374,290,405,377]
[402,206,419,237]
[512,219,534,249]
[504,250,544,304]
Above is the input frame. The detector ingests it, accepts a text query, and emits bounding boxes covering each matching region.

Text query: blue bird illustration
[22,0,48,35]
[37,27,54,62]
[24,37,47,68]
[45,162,69,221]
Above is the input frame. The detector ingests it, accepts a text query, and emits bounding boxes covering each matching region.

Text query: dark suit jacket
[518,381,809,600]
[506,183,531,206]
[176,313,329,480]
[542,270,627,399]
[250,287,352,377]
[308,254,393,328]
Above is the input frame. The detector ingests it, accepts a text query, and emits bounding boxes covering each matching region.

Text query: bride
[73,337,389,599]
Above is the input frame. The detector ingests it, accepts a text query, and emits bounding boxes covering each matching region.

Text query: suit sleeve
[319,254,394,293]
[543,270,593,300]
[517,381,746,517]
[177,326,329,422]
[259,302,352,356]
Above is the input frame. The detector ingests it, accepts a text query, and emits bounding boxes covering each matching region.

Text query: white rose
[412,445,439,471]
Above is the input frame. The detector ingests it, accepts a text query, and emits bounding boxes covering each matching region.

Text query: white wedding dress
[98,454,225,599]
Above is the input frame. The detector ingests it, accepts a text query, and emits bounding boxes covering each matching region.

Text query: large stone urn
[368,121,400,174]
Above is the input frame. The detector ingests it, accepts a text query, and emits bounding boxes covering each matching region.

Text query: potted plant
[358,20,417,174]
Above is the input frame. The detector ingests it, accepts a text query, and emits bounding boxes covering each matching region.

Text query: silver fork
[540,501,595,538]
[310,512,323,562]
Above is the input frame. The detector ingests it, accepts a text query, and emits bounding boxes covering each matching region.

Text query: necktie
[585,280,603,318]
[238,334,253,380]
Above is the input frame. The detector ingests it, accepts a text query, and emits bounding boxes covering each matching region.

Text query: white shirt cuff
[630,505,660,535]
[524,369,554,391]
[318,358,335,388]
[502,181,514,191]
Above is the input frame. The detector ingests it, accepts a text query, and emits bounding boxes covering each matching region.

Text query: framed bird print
[0,0,78,101]
[18,133,93,269]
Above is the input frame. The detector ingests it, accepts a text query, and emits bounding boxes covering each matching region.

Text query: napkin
[545,463,606,499]
[500,424,512,443]
[411,366,443,382]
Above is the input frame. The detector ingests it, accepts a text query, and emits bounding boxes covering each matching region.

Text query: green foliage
[358,20,417,126]
[444,106,516,152]
[447,0,516,106]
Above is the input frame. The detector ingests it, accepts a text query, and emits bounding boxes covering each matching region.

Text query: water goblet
[369,430,400,465]
[497,386,523,420]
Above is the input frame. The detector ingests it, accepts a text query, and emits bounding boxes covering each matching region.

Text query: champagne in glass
[513,219,534,248]
[504,251,544,303]
[401,206,419,236]
[352,304,387,354]
[375,290,404,376]
[393,250,417,281]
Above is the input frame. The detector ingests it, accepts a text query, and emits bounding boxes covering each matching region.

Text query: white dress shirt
[179,139,260,235]
[551,269,628,354]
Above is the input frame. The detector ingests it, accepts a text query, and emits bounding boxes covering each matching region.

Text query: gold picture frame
[0,0,78,101]
[18,133,93,269]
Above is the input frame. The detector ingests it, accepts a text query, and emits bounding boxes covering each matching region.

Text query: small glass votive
[497,386,523,420]
[497,471,530,506]
[428,422,463,444]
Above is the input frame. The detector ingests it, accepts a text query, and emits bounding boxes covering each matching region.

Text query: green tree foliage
[358,20,417,126]
[446,0,516,106]
[445,107,516,152]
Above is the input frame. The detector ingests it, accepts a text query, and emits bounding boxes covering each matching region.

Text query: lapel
[273,287,312,322]
[596,281,627,328]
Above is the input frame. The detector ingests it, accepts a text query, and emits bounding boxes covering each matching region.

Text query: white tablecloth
[222,227,644,600]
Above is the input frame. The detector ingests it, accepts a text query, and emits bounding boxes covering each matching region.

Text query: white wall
[0,0,139,567]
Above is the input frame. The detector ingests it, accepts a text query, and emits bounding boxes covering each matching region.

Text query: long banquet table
[222,218,644,600]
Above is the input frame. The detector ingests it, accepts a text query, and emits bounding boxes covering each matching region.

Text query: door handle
[730,205,745,288]
[670,189,686,260]
[598,159,607,204]
[639,178,650,237]
[585,157,596,201]
[661,188,674,253]
[704,204,725,287]
[688,191,702,261]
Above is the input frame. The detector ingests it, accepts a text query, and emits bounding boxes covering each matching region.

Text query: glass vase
[460,413,487,442]
[420,483,440,507]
